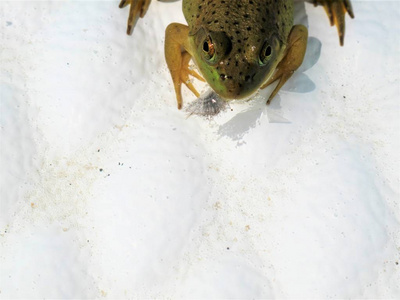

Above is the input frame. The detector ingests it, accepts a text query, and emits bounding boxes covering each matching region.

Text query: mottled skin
[184,0,294,100]
[120,0,354,109]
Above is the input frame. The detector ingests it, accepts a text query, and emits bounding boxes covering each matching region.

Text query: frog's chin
[210,88,257,102]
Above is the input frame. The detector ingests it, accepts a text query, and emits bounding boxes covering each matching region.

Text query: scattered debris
[186,89,228,118]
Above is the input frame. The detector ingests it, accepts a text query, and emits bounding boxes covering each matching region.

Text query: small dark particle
[99,168,103,172]
[227,247,230,250]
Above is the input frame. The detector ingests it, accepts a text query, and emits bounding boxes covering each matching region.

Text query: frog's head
[190,28,284,100]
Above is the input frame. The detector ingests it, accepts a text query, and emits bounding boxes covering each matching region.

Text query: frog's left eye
[259,42,273,65]
[202,36,216,61]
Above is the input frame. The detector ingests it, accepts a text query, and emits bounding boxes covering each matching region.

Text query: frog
[119,0,354,109]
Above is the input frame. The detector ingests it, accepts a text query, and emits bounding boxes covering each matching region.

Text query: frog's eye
[259,42,272,65]
[202,36,216,61]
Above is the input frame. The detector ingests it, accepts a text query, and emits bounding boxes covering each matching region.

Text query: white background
[1,0,399,298]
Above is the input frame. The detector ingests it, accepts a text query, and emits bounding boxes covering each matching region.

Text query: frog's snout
[217,63,262,99]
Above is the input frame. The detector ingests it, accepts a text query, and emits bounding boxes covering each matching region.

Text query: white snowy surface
[1,0,399,298]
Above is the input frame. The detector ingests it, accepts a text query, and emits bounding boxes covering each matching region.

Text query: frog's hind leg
[311,0,354,46]
[261,25,308,105]
[120,0,178,35]
[119,0,151,35]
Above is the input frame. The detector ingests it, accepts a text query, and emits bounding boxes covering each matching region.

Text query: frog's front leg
[311,0,354,45]
[261,25,308,105]
[165,23,205,109]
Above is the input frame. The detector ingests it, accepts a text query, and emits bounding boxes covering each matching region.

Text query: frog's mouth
[204,65,268,100]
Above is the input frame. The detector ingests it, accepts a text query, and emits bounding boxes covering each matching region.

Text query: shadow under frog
[216,2,322,142]
[216,35,321,143]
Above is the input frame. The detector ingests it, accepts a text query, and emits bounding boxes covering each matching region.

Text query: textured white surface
[1,0,399,298]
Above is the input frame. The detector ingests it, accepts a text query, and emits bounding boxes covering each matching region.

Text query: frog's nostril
[245,75,251,82]
[220,74,227,81]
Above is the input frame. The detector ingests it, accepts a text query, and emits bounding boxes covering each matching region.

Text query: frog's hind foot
[313,0,354,46]
[119,0,151,35]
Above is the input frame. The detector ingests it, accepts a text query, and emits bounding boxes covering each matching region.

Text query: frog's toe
[187,69,205,82]
[180,52,204,99]
[181,70,200,99]
[181,52,205,82]
[119,0,151,35]
[317,0,354,46]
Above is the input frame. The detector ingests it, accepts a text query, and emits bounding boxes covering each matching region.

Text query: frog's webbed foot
[119,0,151,35]
[312,0,354,46]
[261,25,308,105]
[165,23,205,109]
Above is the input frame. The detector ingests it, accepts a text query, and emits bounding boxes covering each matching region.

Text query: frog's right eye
[202,35,216,61]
